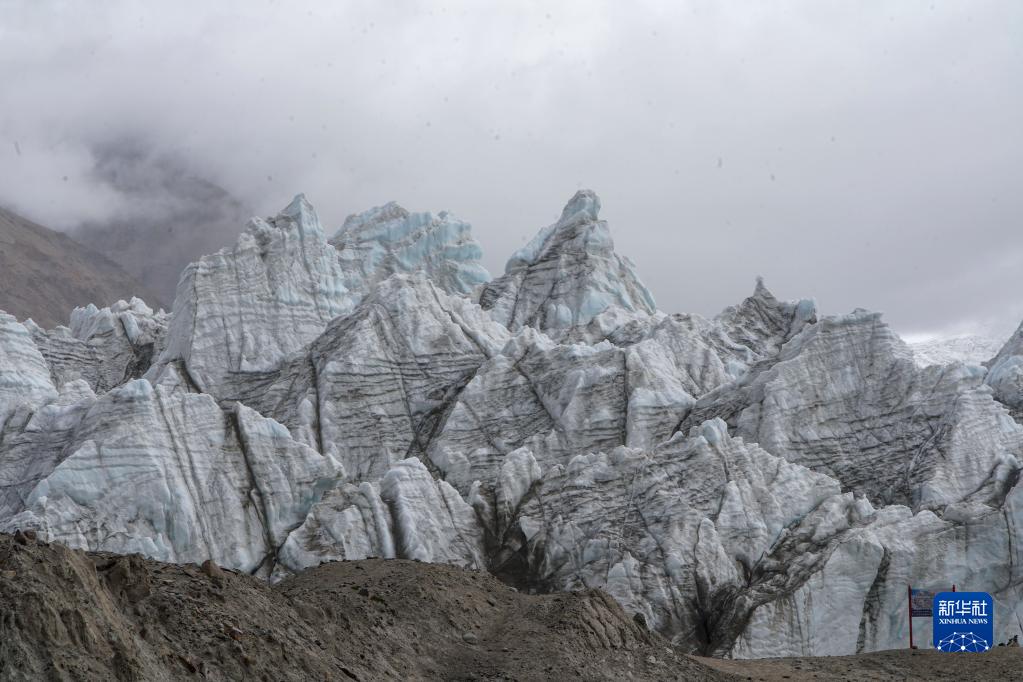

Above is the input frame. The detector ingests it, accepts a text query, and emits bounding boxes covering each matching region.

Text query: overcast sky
[1,1,1020,340]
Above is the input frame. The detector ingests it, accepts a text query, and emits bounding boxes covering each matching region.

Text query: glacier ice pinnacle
[479,189,657,339]
[1,190,1022,657]
[986,320,1023,419]
[330,201,491,298]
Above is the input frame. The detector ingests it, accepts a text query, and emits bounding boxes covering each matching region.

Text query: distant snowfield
[908,334,1008,368]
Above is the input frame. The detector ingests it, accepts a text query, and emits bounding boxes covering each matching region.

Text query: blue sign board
[932,592,993,652]
[910,589,935,617]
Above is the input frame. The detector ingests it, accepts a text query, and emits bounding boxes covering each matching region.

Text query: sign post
[908,587,935,649]
[908,586,913,649]
[907,585,954,649]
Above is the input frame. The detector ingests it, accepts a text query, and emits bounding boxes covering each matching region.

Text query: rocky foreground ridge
[2,190,1023,658]
[0,531,723,681]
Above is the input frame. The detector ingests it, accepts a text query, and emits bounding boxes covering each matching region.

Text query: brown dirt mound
[4,532,1017,681]
[0,533,724,681]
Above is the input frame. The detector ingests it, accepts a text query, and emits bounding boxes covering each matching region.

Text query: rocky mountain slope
[2,190,1022,659]
[0,206,164,327]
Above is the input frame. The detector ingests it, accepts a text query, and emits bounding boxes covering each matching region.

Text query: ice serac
[478,190,656,340]
[222,271,510,480]
[604,280,817,429]
[478,420,843,650]
[331,201,491,297]
[713,277,818,362]
[426,327,655,494]
[429,279,817,488]
[0,380,97,522]
[276,457,485,579]
[471,419,1023,657]
[682,310,1023,510]
[729,484,1023,657]
[152,195,354,394]
[0,313,57,428]
[0,379,342,576]
[27,297,168,394]
[151,196,494,400]
[987,321,1023,418]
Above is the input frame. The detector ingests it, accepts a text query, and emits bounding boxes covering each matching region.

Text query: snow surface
[909,334,1005,368]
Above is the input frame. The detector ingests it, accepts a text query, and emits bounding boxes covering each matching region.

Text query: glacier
[1,190,1022,658]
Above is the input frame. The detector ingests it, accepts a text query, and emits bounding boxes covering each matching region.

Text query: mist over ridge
[1,1,1020,339]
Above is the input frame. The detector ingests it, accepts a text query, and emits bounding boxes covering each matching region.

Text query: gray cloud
[1,0,1020,339]
[71,141,252,305]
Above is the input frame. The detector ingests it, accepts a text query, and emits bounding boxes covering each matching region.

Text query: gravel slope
[3,531,1016,681]
[0,532,724,681]
[698,647,1023,681]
